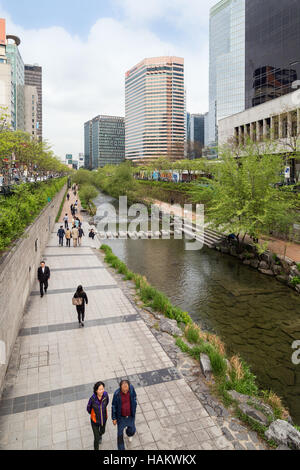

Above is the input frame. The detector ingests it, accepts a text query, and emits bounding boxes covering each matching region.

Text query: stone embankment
[215,240,300,295]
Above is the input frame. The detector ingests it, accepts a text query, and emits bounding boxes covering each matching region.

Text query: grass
[55,187,68,222]
[100,242,298,440]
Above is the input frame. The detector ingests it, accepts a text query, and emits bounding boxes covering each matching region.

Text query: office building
[0,19,12,127]
[245,0,300,109]
[208,0,245,147]
[208,0,300,147]
[25,65,42,140]
[125,56,185,163]
[84,115,125,169]
[6,34,25,131]
[24,85,38,138]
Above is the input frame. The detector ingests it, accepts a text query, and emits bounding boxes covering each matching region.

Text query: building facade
[125,56,185,163]
[6,35,25,131]
[25,65,42,140]
[84,115,125,169]
[24,85,38,138]
[218,89,300,181]
[208,0,300,148]
[208,0,246,147]
[0,19,12,126]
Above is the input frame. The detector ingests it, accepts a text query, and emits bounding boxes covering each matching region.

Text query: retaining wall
[0,184,66,395]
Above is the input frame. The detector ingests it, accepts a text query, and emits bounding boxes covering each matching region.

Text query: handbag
[72,296,83,306]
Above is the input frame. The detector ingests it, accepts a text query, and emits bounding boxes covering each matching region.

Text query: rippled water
[94,192,300,424]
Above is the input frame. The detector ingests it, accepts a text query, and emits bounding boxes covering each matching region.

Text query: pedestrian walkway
[0,221,235,451]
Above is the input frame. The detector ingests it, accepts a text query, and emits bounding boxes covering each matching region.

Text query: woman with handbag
[73,285,88,327]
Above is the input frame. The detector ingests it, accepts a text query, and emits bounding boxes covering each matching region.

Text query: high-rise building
[208,0,246,147]
[6,34,25,131]
[208,0,300,148]
[84,115,125,169]
[245,0,300,109]
[25,65,42,140]
[0,19,12,126]
[125,56,185,163]
[24,85,38,138]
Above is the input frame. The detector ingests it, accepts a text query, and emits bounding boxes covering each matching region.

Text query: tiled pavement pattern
[0,222,235,450]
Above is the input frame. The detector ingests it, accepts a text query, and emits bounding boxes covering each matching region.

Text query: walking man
[67,193,70,201]
[87,382,109,450]
[78,226,84,246]
[72,226,79,247]
[57,226,65,246]
[112,380,137,451]
[63,213,69,229]
[37,261,50,298]
[65,227,71,247]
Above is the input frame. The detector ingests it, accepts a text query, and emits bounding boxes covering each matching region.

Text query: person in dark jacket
[87,382,109,450]
[112,380,137,450]
[73,285,88,327]
[57,226,65,246]
[78,226,84,246]
[37,261,50,298]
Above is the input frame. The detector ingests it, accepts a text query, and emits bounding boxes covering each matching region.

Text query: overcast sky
[1,0,217,159]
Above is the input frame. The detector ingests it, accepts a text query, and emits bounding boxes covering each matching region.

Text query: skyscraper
[208,0,246,147]
[6,34,25,131]
[245,0,300,109]
[125,56,185,163]
[208,0,300,147]
[84,115,125,169]
[25,65,42,140]
[24,85,38,138]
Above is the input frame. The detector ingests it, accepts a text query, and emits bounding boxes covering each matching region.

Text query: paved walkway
[0,220,237,450]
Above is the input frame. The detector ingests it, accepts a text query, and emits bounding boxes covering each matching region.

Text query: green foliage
[227,361,259,397]
[297,263,300,271]
[291,276,300,286]
[185,324,201,344]
[0,178,66,252]
[56,188,68,222]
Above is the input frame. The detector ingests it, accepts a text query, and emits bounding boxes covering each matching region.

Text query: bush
[0,178,66,252]
[291,276,300,287]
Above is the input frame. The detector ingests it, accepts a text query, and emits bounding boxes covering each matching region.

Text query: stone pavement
[0,222,240,451]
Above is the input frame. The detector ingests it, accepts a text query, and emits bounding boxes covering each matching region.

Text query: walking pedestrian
[78,226,84,246]
[75,218,80,228]
[65,227,71,247]
[89,229,95,240]
[72,285,88,327]
[87,382,109,450]
[37,261,50,298]
[57,226,65,246]
[112,380,137,451]
[63,213,68,229]
[71,226,79,247]
[67,193,70,201]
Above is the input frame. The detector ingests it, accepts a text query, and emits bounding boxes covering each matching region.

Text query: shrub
[291,276,300,287]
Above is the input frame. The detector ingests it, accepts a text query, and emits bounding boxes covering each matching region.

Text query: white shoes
[128,436,133,443]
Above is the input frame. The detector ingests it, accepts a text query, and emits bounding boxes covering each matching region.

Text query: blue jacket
[111,385,137,421]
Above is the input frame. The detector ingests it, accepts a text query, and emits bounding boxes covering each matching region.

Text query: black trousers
[66,238,71,247]
[76,306,85,323]
[64,221,68,229]
[39,280,48,296]
[91,421,106,450]
[59,237,64,246]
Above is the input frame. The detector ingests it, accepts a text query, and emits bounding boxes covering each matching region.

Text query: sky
[0,0,217,159]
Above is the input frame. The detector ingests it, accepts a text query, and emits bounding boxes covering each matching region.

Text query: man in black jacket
[57,226,65,246]
[37,261,50,298]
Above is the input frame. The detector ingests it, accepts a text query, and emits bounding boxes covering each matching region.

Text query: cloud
[0,1,214,159]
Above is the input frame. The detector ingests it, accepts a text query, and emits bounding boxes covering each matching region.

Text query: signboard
[284,167,290,179]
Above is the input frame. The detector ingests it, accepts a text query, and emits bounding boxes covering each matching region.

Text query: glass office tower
[125,56,185,163]
[6,36,25,131]
[84,115,125,169]
[245,0,300,109]
[208,0,245,147]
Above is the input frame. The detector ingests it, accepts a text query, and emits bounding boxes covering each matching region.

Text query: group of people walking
[58,218,84,247]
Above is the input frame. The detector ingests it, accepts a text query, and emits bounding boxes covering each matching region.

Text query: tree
[197,141,297,245]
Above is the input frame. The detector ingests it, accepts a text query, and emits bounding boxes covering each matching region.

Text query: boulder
[159,317,183,337]
[277,255,294,266]
[265,420,300,450]
[258,269,274,276]
[238,404,269,426]
[228,391,250,403]
[228,392,275,421]
[276,275,288,284]
[200,353,213,379]
[220,246,230,254]
[290,265,300,277]
[259,261,269,270]
[250,259,260,269]
[243,259,251,266]
[261,252,274,265]
[272,265,282,276]
[295,285,300,294]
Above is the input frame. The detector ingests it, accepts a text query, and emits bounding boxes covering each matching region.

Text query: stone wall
[0,185,66,395]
